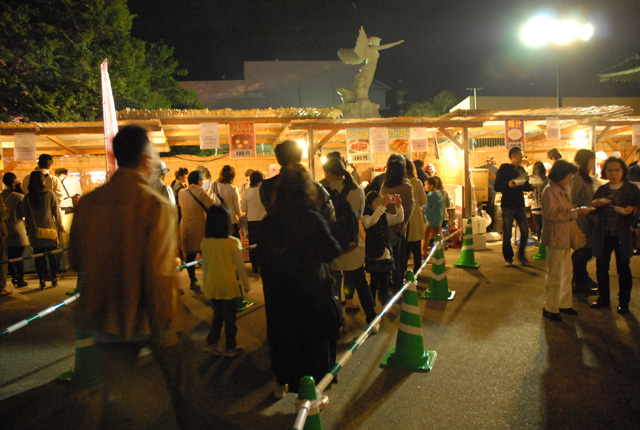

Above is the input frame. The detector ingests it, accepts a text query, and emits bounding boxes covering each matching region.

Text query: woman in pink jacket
[541,160,591,321]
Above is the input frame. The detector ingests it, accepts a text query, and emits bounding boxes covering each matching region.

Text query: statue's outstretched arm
[376,40,404,51]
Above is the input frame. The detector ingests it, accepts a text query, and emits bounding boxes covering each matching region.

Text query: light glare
[521,15,594,47]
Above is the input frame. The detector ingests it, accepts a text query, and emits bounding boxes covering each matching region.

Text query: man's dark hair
[112,125,151,168]
[188,170,203,185]
[601,157,628,181]
[508,146,522,159]
[250,170,264,187]
[274,140,303,167]
[547,148,563,161]
[548,159,578,183]
[37,154,53,169]
[205,204,231,238]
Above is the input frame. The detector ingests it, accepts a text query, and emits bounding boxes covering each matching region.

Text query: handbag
[570,219,586,250]
[26,198,58,240]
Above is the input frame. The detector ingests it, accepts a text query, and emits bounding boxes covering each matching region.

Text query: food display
[390,138,409,153]
[231,133,253,150]
[348,139,370,153]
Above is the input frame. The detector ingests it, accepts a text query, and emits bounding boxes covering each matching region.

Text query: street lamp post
[520,15,594,108]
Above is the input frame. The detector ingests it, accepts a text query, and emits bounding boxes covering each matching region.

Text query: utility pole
[466,87,484,110]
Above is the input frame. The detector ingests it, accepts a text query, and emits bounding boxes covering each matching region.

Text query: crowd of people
[5,124,639,427]
[495,146,640,321]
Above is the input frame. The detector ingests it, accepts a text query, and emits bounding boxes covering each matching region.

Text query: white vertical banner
[633,124,640,147]
[14,132,37,162]
[370,127,389,153]
[546,117,561,140]
[410,127,429,152]
[101,59,118,180]
[199,122,220,149]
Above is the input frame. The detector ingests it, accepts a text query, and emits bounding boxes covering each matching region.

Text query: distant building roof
[599,52,640,83]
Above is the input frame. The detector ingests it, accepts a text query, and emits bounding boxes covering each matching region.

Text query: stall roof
[599,52,640,83]
[0,105,638,158]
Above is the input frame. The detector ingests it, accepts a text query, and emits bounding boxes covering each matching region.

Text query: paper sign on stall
[546,117,561,140]
[14,133,37,162]
[199,123,220,149]
[346,128,372,163]
[229,122,255,158]
[505,118,525,150]
[370,127,389,153]
[633,124,640,147]
[389,128,410,154]
[410,127,428,152]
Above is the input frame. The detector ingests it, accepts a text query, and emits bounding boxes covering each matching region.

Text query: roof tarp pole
[591,124,597,153]
[308,125,315,180]
[100,59,118,180]
[463,126,471,218]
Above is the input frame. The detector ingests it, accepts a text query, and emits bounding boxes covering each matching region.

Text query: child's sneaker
[274,383,289,399]
[224,346,244,357]
[203,344,223,356]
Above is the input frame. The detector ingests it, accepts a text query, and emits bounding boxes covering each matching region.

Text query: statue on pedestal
[335,27,403,118]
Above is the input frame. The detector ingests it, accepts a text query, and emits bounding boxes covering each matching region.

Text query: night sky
[127,0,640,106]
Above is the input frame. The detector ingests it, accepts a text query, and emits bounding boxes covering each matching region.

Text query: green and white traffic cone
[421,236,455,300]
[58,273,101,386]
[236,273,255,312]
[454,218,481,268]
[533,236,546,261]
[382,271,436,372]
[297,376,323,430]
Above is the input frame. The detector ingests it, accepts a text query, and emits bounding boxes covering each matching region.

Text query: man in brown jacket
[70,125,199,429]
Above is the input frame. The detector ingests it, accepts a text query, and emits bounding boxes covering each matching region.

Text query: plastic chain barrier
[0,245,257,337]
[177,244,257,270]
[291,242,440,430]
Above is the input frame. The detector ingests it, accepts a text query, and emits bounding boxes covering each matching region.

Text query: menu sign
[633,124,640,147]
[370,127,389,154]
[199,122,220,149]
[14,133,37,162]
[229,122,255,158]
[346,128,372,163]
[410,127,428,152]
[546,117,560,140]
[505,118,525,150]
[389,127,410,154]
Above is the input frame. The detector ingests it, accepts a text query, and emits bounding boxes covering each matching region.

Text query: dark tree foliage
[0,0,201,122]
[405,90,458,117]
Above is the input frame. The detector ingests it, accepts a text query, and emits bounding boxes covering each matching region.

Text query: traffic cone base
[382,347,437,372]
[454,218,481,268]
[57,328,101,386]
[421,236,456,301]
[381,271,436,372]
[532,242,546,260]
[297,376,323,430]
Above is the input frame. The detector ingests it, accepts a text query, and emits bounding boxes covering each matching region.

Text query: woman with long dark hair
[2,173,28,288]
[211,165,242,238]
[258,166,341,397]
[23,171,63,289]
[569,149,598,293]
[380,156,415,292]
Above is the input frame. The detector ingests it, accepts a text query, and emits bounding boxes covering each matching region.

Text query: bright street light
[520,14,594,108]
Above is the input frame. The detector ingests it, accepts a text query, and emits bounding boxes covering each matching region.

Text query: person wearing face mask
[589,157,640,314]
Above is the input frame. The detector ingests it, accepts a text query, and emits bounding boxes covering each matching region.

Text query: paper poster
[546,117,561,140]
[410,127,428,152]
[229,122,255,158]
[370,127,389,154]
[13,133,37,162]
[346,128,372,163]
[633,124,640,147]
[389,128,410,154]
[199,122,220,149]
[505,118,525,150]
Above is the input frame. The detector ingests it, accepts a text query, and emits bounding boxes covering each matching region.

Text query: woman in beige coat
[405,161,427,272]
[178,170,214,289]
[541,160,590,321]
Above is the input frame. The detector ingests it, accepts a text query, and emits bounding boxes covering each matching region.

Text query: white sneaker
[203,344,223,356]
[224,347,244,357]
[274,383,289,399]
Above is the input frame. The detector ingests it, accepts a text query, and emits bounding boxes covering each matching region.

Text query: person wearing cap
[23,153,64,204]
[150,161,175,205]
[425,163,436,177]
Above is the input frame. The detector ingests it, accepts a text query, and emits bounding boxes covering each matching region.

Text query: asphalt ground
[1,239,639,429]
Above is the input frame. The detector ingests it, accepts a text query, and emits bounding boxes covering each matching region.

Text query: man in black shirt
[495,147,533,266]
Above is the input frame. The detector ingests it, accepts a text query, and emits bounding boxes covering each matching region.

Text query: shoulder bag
[25,198,58,240]
[187,189,208,213]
